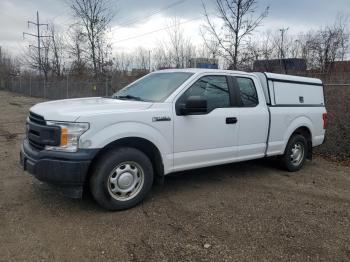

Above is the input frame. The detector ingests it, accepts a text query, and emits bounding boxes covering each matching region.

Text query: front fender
[80,121,173,173]
[86,121,171,153]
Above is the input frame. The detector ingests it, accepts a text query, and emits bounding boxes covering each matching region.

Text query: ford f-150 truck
[20,69,327,210]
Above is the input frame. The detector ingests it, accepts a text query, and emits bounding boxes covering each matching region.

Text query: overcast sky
[0,0,349,57]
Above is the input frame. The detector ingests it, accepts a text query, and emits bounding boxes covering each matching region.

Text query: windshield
[113,72,194,102]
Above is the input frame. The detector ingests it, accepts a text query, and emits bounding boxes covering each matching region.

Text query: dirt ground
[0,90,349,262]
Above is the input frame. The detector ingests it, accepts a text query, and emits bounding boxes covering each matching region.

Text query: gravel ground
[0,91,349,262]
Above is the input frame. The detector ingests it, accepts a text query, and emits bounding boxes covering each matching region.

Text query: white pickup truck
[20,69,327,210]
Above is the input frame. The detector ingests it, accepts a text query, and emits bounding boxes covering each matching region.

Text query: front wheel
[90,147,154,210]
[280,134,308,172]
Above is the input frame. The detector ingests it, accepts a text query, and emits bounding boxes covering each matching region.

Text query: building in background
[253,58,307,73]
[130,68,149,76]
[189,58,218,69]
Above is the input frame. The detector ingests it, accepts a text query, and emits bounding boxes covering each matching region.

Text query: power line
[112,15,204,44]
[113,0,187,32]
[23,11,52,75]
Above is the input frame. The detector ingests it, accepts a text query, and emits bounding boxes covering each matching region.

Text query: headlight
[45,121,89,152]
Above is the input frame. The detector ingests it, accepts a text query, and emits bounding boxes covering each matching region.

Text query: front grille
[27,112,60,151]
[29,111,46,125]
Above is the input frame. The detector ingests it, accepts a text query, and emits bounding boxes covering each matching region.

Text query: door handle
[226,117,238,124]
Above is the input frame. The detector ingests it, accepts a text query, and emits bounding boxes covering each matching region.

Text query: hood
[30,97,153,122]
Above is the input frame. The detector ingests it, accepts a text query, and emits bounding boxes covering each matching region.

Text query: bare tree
[70,0,115,76]
[151,18,195,69]
[114,52,133,73]
[197,34,220,59]
[22,22,65,80]
[96,35,112,74]
[236,31,277,70]
[202,0,269,69]
[40,33,51,80]
[49,24,64,77]
[163,18,195,68]
[333,14,349,61]
[244,14,349,73]
[304,17,349,73]
[67,25,88,75]
[182,39,196,68]
[133,47,150,70]
[22,29,51,81]
[261,31,277,60]
[152,46,171,69]
[168,18,185,68]
[0,49,20,81]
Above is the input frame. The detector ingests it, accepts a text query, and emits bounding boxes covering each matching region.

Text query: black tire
[90,147,153,211]
[280,134,308,172]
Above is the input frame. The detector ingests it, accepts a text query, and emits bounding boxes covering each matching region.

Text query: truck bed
[254,72,325,106]
[253,72,326,157]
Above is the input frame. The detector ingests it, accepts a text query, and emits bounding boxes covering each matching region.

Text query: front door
[173,74,239,172]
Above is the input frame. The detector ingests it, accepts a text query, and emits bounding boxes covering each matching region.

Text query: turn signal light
[60,128,68,146]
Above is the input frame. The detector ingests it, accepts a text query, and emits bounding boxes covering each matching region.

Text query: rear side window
[181,75,230,112]
[237,77,258,107]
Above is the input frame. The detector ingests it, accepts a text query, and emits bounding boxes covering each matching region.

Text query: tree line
[1,0,349,81]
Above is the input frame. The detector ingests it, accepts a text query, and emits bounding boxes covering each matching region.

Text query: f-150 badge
[152,116,171,122]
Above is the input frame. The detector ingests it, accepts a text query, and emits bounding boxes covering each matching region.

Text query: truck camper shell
[253,72,325,107]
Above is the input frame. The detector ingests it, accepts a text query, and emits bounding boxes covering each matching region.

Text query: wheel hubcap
[107,162,144,201]
[290,142,304,166]
[118,172,134,189]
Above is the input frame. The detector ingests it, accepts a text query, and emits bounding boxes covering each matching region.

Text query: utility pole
[279,27,289,59]
[279,27,289,74]
[23,11,51,75]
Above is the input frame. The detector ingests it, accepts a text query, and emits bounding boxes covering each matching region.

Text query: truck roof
[263,72,323,85]
[157,68,248,75]
[157,69,323,85]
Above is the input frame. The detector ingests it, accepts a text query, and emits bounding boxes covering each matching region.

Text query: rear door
[232,76,269,160]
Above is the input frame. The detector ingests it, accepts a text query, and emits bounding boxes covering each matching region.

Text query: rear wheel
[90,147,153,210]
[280,134,307,172]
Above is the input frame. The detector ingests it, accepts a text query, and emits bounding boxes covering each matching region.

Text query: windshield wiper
[114,95,144,101]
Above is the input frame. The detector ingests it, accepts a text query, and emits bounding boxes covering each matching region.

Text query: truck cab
[20,69,326,210]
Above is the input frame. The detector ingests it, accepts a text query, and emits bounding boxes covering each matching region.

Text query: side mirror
[180,96,207,115]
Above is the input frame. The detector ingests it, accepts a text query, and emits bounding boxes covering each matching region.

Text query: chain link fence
[317,83,350,160]
[0,73,349,160]
[0,74,139,100]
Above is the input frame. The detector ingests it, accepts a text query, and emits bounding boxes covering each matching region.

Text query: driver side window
[181,75,230,112]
